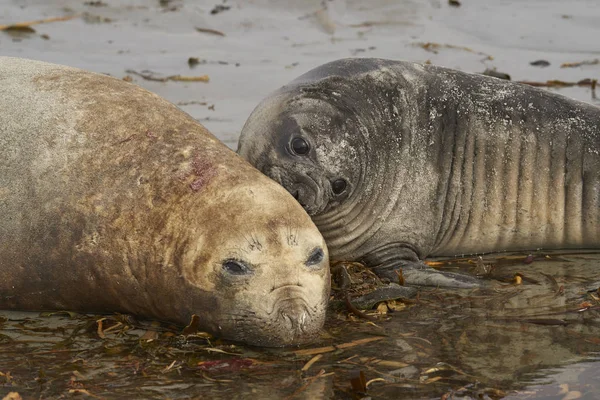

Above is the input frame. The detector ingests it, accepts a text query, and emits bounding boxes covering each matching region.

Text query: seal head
[174,172,331,346]
[238,59,416,264]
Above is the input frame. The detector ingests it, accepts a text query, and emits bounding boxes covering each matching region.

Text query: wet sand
[2,0,597,149]
[1,252,599,399]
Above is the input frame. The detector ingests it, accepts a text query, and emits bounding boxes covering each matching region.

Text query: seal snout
[288,180,324,215]
[270,283,304,293]
[275,299,311,335]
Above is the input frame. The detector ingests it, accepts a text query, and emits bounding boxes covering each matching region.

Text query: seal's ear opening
[305,247,325,268]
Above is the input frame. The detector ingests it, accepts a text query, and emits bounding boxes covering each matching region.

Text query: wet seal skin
[238,57,599,288]
[0,57,330,347]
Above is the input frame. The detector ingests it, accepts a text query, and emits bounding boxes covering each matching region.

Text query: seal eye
[290,137,310,155]
[222,260,252,275]
[331,178,347,195]
[305,247,325,267]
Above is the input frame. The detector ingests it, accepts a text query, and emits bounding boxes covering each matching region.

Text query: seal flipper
[373,261,483,289]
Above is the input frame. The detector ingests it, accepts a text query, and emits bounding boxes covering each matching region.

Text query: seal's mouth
[269,166,327,216]
[273,298,310,322]
[263,286,324,343]
[289,182,321,215]
[222,295,326,347]
[269,296,324,344]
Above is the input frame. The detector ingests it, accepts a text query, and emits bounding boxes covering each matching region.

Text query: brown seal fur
[0,57,330,347]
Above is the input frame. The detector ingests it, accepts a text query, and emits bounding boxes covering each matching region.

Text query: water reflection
[1,252,598,399]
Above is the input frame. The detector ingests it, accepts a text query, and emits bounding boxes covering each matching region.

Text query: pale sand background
[2,0,598,149]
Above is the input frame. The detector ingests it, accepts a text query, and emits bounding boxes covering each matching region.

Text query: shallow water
[1,0,599,398]
[1,252,599,399]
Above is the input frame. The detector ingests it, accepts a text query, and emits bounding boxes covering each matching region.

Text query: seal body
[0,57,330,347]
[238,58,599,279]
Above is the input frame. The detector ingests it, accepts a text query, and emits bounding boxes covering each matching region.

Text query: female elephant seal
[0,57,330,347]
[238,58,599,287]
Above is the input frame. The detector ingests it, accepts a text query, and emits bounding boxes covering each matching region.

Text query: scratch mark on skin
[112,133,137,146]
[189,174,215,191]
[189,155,217,192]
[146,130,158,139]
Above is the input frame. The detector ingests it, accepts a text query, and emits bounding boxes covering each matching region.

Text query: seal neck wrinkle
[313,75,433,261]
[312,123,394,260]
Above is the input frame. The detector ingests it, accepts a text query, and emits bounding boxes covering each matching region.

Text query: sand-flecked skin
[0,57,330,346]
[238,58,599,270]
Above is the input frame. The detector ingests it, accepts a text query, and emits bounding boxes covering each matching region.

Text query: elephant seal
[0,57,330,347]
[238,58,599,287]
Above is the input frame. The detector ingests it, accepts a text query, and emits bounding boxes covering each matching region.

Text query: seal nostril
[305,247,325,267]
[278,303,310,332]
[331,178,347,195]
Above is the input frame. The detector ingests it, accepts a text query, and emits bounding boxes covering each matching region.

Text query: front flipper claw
[373,260,483,289]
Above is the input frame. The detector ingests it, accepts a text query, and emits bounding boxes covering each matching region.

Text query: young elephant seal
[0,57,330,347]
[238,58,599,288]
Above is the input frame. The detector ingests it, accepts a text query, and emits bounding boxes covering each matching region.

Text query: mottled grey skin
[238,58,599,287]
[0,57,330,347]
